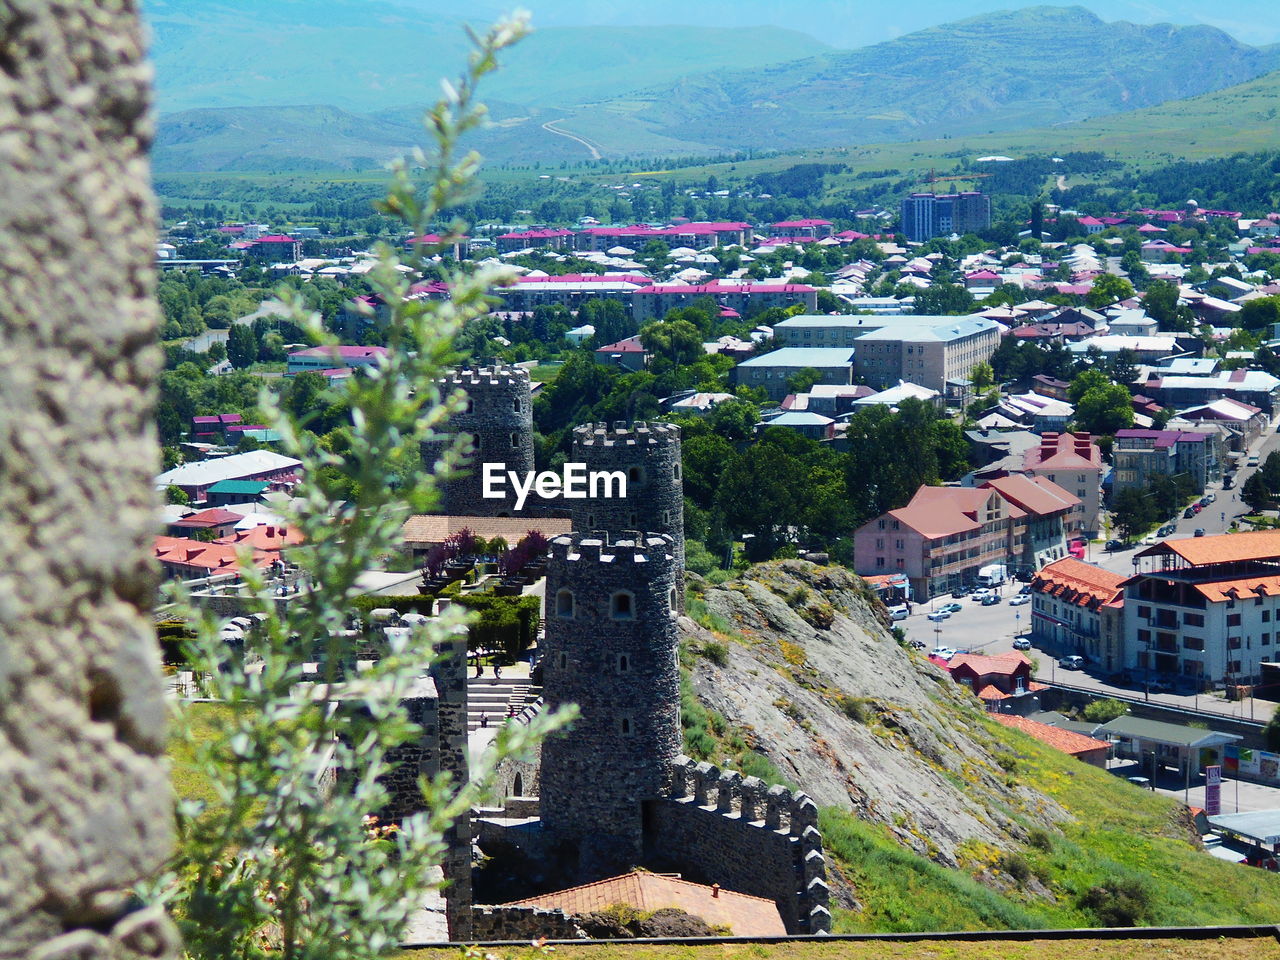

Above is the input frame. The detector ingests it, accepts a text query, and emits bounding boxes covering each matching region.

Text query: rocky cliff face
[682,561,1069,869]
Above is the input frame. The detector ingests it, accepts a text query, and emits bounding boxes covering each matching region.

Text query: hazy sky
[421,0,1280,48]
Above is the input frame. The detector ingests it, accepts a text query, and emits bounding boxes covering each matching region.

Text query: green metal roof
[206,479,271,494]
[1097,715,1241,748]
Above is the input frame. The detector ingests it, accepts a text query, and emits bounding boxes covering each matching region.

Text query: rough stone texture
[685,561,1070,869]
[647,759,830,935]
[540,533,681,878]
[0,2,177,957]
[422,365,535,516]
[569,421,685,573]
[470,906,584,941]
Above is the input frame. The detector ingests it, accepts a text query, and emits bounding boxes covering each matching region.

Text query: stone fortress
[398,362,831,939]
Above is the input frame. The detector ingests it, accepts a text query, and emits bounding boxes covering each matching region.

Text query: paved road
[182,301,277,353]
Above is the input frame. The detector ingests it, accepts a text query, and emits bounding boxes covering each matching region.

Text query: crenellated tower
[422,364,535,516]
[538,531,682,877]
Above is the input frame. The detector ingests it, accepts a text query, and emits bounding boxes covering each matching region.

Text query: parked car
[940,602,963,614]
[1224,475,1235,489]
[1157,524,1175,537]
[1195,528,1206,537]
[1105,539,1126,551]
[970,588,992,600]
[1012,638,1032,650]
[927,611,951,622]
[930,646,957,659]
[1059,655,1085,670]
[950,587,967,599]
[889,606,909,621]
[1183,507,1197,519]
[1009,594,1031,606]
[981,594,1001,606]
[1203,494,1216,505]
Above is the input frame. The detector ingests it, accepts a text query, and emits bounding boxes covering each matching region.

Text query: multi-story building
[1023,432,1104,536]
[853,316,1001,392]
[245,234,301,262]
[496,273,652,313]
[1111,428,1216,496]
[730,347,856,401]
[632,280,817,323]
[900,192,992,242]
[495,228,574,253]
[1029,557,1126,672]
[769,219,833,238]
[576,222,752,252]
[772,314,889,348]
[852,475,1079,600]
[1125,531,1280,687]
[1142,369,1280,416]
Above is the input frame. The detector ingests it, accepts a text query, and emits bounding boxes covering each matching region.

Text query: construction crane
[923,169,993,185]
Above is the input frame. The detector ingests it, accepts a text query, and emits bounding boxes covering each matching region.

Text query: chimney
[711,883,720,899]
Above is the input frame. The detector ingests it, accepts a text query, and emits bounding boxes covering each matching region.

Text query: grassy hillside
[682,562,1280,934]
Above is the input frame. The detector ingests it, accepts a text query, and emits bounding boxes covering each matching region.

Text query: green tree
[1240,296,1280,332]
[1243,472,1273,513]
[706,398,760,442]
[226,323,257,369]
[1082,698,1128,723]
[971,361,994,391]
[639,318,702,369]
[1086,274,1135,310]
[1111,487,1155,541]
[913,282,975,316]
[1067,368,1111,405]
[1075,382,1135,435]
[166,484,190,506]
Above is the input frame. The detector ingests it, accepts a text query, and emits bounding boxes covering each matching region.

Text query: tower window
[628,513,637,526]
[555,589,575,619]
[512,398,521,412]
[673,463,682,481]
[510,432,520,448]
[610,591,635,620]
[558,653,567,670]
[588,514,596,527]
[465,399,474,413]
[628,466,644,485]
[669,588,678,614]
[619,716,633,735]
[617,653,630,673]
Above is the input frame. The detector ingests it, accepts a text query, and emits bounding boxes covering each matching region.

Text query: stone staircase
[468,676,542,731]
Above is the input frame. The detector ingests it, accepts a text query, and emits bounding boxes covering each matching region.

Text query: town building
[992,714,1110,767]
[1111,428,1216,496]
[1142,369,1280,416]
[631,280,817,323]
[1125,531,1280,688]
[495,228,574,253]
[1023,432,1104,536]
[244,234,301,262]
[853,475,1079,599]
[772,314,888,347]
[594,335,649,371]
[286,344,389,375]
[730,347,856,401]
[1095,716,1240,778]
[853,316,1001,392]
[497,274,651,313]
[1029,557,1126,672]
[941,652,1045,715]
[155,450,302,504]
[900,192,992,242]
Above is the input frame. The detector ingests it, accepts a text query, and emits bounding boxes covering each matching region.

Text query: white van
[888,605,909,621]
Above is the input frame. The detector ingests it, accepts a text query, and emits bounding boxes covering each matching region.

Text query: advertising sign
[1205,764,1222,816]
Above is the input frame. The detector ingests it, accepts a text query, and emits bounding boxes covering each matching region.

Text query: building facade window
[610,591,635,620]
[555,589,574,619]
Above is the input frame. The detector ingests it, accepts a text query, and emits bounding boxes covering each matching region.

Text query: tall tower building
[422,364,535,516]
[569,421,684,570]
[539,532,682,878]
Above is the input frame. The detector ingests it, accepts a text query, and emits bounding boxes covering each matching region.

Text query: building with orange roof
[153,535,274,579]
[854,476,1079,599]
[992,713,1110,767]
[944,652,1047,715]
[505,871,786,937]
[1122,530,1280,687]
[214,523,302,558]
[1023,431,1103,535]
[1030,557,1127,671]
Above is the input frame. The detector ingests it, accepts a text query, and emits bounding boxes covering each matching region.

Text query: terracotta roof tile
[1137,530,1280,567]
[506,872,786,936]
[993,713,1111,757]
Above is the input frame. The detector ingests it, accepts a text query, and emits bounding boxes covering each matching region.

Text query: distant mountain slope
[563,5,1280,156]
[144,0,828,113]
[152,101,597,172]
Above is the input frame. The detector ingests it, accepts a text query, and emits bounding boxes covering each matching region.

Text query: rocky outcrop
[683,561,1069,868]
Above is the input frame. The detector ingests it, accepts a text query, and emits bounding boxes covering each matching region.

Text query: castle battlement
[549,532,674,566]
[664,755,831,934]
[574,420,681,448]
[439,364,531,390]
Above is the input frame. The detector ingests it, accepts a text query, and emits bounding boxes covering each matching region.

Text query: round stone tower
[422,364,535,516]
[539,531,682,878]
[570,421,684,569]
